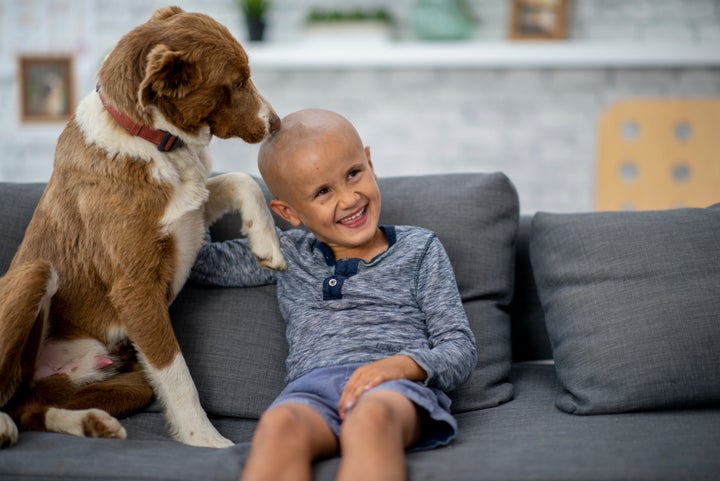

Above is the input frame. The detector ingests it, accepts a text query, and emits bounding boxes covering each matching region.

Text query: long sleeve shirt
[190,225,477,392]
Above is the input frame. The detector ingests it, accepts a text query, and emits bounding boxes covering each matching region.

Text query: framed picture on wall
[508,0,569,40]
[18,55,74,122]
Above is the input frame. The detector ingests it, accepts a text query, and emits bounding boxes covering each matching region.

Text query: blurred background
[0,0,718,213]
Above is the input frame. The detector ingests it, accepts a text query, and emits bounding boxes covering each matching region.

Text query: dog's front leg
[204,173,286,270]
[140,351,232,448]
[111,280,232,448]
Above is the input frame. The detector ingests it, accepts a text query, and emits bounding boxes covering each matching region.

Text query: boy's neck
[329,228,388,263]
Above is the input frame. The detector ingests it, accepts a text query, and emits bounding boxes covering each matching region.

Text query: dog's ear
[150,6,184,21]
[139,44,200,108]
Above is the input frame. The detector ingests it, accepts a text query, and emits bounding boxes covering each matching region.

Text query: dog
[0,6,286,449]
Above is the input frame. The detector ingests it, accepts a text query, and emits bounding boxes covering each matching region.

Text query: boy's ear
[269,199,302,227]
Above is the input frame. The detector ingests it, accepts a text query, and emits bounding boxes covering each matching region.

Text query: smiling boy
[190,108,477,481]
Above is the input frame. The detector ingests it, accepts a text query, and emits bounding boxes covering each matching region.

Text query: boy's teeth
[341,207,365,223]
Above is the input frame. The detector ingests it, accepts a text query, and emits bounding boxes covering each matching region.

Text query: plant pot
[303,21,393,44]
[246,18,266,42]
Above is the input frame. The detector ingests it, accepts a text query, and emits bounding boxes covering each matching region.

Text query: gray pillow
[193,172,519,416]
[530,205,720,414]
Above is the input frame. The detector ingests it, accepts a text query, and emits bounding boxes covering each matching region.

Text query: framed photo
[509,0,569,40]
[18,55,74,122]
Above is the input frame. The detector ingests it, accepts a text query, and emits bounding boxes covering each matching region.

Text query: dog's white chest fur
[155,148,213,299]
[164,195,207,300]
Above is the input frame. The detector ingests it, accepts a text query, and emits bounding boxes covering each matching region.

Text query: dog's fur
[0,6,285,449]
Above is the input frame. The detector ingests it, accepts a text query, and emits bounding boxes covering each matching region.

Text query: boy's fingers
[339,376,385,419]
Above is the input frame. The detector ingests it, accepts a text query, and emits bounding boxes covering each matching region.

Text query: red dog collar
[96,85,182,152]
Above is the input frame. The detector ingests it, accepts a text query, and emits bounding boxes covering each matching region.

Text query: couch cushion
[0,431,247,481]
[529,205,720,414]
[170,285,287,419]
[201,172,519,415]
[0,183,45,273]
[407,364,720,481]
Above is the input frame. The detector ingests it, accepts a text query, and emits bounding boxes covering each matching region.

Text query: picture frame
[508,0,569,40]
[18,55,75,122]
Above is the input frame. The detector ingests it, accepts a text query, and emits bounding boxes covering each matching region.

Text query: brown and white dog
[0,6,285,449]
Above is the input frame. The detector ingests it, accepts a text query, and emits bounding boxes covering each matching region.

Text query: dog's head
[97,6,279,143]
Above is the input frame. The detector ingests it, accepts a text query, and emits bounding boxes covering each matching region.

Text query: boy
[191,109,477,481]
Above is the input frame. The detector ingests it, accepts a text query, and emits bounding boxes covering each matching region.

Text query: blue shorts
[270,363,457,451]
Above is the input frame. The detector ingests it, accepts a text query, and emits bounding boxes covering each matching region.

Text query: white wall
[1,0,719,212]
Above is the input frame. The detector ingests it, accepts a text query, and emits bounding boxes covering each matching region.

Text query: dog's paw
[175,428,234,448]
[82,409,127,439]
[46,407,127,439]
[247,227,287,271]
[0,412,18,448]
[255,246,287,271]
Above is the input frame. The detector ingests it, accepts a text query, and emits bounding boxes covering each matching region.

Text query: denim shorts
[270,363,457,451]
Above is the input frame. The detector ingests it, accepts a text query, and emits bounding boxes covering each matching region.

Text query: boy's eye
[315,187,329,198]
[348,169,361,179]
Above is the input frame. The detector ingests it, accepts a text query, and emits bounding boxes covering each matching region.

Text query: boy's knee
[342,396,397,435]
[257,405,306,439]
[341,392,421,448]
[254,403,338,459]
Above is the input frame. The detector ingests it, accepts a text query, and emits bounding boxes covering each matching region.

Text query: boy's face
[269,131,383,260]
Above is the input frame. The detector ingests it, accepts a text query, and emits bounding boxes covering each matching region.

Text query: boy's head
[258,109,385,260]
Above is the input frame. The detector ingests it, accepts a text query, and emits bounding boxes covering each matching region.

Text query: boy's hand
[338,355,427,420]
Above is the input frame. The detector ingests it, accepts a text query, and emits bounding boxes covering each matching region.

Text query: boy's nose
[337,189,360,208]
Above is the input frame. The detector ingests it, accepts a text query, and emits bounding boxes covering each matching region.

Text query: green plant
[236,0,270,20]
[305,8,394,25]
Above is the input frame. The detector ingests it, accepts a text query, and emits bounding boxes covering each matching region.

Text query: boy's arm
[190,231,279,287]
[400,235,478,392]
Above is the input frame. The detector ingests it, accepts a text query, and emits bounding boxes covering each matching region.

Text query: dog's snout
[269,111,281,134]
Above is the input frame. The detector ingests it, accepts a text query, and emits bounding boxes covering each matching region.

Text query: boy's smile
[338,205,367,227]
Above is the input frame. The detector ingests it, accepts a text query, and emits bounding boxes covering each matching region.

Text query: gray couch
[1,173,719,481]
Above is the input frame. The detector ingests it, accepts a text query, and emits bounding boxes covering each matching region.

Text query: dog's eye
[233,79,245,89]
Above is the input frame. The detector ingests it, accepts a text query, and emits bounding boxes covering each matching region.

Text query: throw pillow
[530,205,720,414]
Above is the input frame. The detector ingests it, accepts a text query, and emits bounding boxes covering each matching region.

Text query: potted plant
[236,0,270,42]
[304,8,396,43]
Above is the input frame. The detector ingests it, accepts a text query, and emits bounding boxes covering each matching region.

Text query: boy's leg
[336,390,421,481]
[241,402,338,481]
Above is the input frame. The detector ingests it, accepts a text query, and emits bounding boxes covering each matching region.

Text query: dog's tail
[0,260,58,408]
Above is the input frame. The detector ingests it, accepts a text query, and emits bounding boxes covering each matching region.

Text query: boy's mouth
[338,206,367,226]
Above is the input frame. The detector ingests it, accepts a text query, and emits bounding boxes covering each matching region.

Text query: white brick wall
[1,0,719,212]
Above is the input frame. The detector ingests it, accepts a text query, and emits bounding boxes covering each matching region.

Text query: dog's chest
[155,150,211,230]
[151,149,212,299]
[163,179,209,299]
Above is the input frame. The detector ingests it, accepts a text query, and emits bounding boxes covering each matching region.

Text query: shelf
[245,41,720,70]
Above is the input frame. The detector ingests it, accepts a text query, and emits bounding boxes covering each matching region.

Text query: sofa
[0,172,719,481]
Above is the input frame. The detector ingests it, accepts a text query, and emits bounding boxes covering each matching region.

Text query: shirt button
[328,278,338,287]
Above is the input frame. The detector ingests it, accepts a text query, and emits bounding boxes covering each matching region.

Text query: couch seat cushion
[405,364,720,481]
